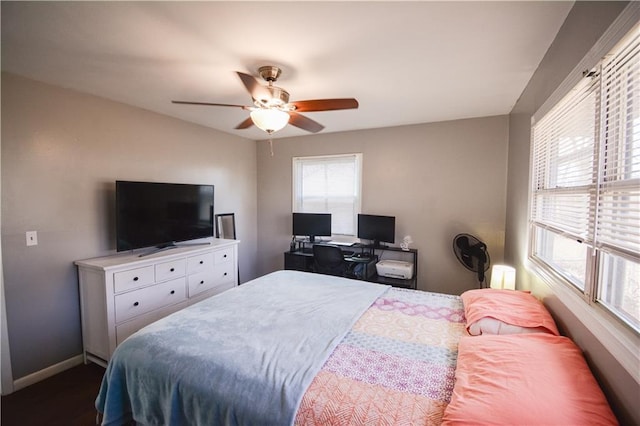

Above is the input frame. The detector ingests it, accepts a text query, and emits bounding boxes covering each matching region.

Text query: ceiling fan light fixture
[250,108,290,133]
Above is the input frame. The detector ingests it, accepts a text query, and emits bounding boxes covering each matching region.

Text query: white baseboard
[12,355,84,392]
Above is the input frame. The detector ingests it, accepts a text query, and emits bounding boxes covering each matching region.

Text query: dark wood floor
[1,362,106,426]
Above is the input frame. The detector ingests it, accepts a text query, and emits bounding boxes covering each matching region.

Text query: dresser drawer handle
[133,277,139,282]
[133,302,139,307]
[170,268,175,272]
[223,254,227,258]
[224,272,228,276]
[200,280,204,285]
[199,260,204,265]
[170,290,175,295]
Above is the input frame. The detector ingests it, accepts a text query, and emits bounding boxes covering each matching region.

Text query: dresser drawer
[155,259,186,282]
[213,261,236,285]
[115,299,188,346]
[114,277,187,323]
[214,247,234,264]
[113,266,155,293]
[188,270,217,297]
[187,252,215,274]
[189,280,236,305]
[213,247,233,265]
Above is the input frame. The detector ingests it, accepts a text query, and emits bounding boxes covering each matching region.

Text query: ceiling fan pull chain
[269,138,274,157]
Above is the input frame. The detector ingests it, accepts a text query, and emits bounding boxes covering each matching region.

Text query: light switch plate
[26,231,38,246]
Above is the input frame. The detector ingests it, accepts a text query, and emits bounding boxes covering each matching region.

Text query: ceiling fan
[172,65,359,135]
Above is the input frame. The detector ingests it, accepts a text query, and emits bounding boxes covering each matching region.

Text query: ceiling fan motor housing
[255,86,290,108]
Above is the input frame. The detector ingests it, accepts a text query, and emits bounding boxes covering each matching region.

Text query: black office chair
[312,244,354,278]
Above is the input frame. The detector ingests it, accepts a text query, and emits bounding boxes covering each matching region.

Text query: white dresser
[75,239,239,366]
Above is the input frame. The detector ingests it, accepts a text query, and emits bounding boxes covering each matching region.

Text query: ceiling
[1,1,574,140]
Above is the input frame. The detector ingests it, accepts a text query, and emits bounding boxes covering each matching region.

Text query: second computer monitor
[292,212,332,243]
[357,214,395,248]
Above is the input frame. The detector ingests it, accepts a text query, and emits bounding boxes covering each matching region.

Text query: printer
[376,260,414,280]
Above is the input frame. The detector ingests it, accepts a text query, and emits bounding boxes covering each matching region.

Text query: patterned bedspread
[295,287,466,425]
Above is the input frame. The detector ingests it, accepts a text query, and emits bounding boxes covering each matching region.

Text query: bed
[96,270,618,425]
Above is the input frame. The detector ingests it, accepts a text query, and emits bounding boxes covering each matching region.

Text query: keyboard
[330,241,355,247]
[352,253,371,259]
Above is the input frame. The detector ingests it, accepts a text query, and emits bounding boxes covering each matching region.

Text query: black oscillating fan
[452,233,490,287]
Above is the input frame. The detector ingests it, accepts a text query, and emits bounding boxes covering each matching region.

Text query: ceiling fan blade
[236,72,271,101]
[172,100,250,109]
[289,112,324,133]
[235,117,254,130]
[291,98,359,112]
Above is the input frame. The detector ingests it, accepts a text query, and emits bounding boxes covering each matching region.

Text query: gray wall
[1,73,259,379]
[256,116,509,296]
[504,2,638,425]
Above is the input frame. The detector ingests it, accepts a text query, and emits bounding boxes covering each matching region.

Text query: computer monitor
[357,214,395,248]
[292,213,332,243]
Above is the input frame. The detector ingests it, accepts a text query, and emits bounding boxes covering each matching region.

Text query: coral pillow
[461,288,559,336]
[442,334,618,425]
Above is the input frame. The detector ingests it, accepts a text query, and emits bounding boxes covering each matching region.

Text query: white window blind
[529,22,640,332]
[597,27,640,257]
[292,154,362,235]
[531,74,600,245]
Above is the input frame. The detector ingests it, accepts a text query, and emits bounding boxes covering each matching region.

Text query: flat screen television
[116,181,214,252]
[357,214,395,248]
[292,212,331,243]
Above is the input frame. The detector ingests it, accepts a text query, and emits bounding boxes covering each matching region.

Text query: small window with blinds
[292,153,362,236]
[529,22,639,333]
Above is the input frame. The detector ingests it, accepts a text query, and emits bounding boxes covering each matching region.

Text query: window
[292,153,362,236]
[529,23,639,333]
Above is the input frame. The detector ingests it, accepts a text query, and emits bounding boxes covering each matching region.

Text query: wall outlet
[26,231,38,246]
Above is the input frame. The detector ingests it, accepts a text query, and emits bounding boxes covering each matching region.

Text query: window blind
[292,154,362,235]
[532,23,639,258]
[597,27,640,258]
[531,74,600,245]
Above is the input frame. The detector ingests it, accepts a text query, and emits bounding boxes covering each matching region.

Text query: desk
[284,250,377,280]
[284,245,417,289]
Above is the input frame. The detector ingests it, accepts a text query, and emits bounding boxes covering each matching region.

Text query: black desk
[284,245,417,289]
[284,249,377,279]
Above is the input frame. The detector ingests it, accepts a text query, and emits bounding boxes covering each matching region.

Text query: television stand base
[177,241,212,247]
[137,241,212,257]
[138,244,179,257]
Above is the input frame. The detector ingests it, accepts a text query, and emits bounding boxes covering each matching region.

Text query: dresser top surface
[75,238,239,270]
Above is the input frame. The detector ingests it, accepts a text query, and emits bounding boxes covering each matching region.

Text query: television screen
[116,181,214,252]
[292,213,331,242]
[357,214,395,247]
